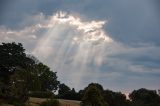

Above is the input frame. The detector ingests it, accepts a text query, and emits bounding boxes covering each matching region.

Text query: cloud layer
[0,8,160,93]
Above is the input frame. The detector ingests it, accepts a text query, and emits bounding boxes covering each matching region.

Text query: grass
[28,97,80,106]
[58,99,80,106]
[0,97,81,106]
[28,97,48,105]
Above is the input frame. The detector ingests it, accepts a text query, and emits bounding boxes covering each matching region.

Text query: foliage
[40,99,60,106]
[0,42,32,102]
[23,62,60,92]
[129,88,160,106]
[81,84,108,106]
[0,42,34,83]
[76,83,104,101]
[57,83,80,100]
[73,83,128,106]
[88,83,104,92]
[9,69,28,102]
[103,90,127,106]
[77,90,85,100]
[32,63,60,92]
[58,83,70,98]
[1,42,160,106]
[0,42,59,104]
[67,88,79,100]
[28,91,54,98]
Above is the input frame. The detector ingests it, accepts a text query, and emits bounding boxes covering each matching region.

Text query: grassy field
[58,99,80,106]
[28,97,80,106]
[0,97,80,106]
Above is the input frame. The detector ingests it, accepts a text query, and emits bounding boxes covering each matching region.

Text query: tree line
[57,83,160,106]
[0,42,160,106]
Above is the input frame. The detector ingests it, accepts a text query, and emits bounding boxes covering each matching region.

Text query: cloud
[1,0,160,46]
[0,11,160,92]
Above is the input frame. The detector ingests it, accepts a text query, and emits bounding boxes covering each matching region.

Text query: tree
[57,83,80,100]
[0,42,26,84]
[88,83,104,93]
[69,88,79,100]
[0,42,60,102]
[103,90,127,106]
[77,83,104,101]
[129,88,160,106]
[81,84,108,106]
[9,69,28,102]
[31,63,60,92]
[0,42,30,100]
[58,83,71,98]
[77,90,85,100]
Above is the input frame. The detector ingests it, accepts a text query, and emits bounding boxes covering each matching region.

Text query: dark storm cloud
[0,0,61,29]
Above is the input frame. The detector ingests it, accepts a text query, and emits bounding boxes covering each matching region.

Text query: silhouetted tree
[129,88,160,106]
[58,83,71,98]
[0,42,60,103]
[0,42,26,84]
[28,63,60,92]
[0,42,32,100]
[81,84,108,106]
[103,90,127,106]
[77,83,104,101]
[67,88,80,100]
[9,69,28,102]
[88,83,104,93]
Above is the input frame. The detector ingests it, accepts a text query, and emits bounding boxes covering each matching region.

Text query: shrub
[28,91,54,98]
[40,99,60,106]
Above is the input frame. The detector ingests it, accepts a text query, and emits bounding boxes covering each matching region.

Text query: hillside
[28,97,80,106]
[59,99,80,106]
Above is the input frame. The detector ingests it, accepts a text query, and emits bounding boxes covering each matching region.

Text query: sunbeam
[32,11,113,88]
[1,0,160,96]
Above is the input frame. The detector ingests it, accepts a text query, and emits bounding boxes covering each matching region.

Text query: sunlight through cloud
[50,11,113,44]
[0,10,159,91]
[32,11,113,88]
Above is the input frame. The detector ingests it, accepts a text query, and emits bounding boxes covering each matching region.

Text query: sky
[0,0,160,93]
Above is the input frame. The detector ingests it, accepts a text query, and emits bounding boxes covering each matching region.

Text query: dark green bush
[40,99,60,106]
[28,91,54,98]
